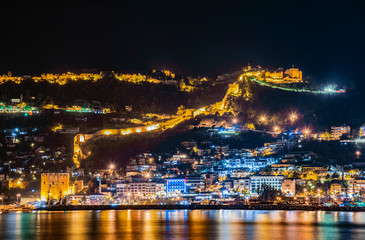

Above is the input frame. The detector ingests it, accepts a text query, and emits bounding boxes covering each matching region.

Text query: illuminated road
[73,80,242,167]
[248,77,346,94]
[73,72,341,167]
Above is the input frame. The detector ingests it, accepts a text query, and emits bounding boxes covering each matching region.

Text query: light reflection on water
[0,210,365,240]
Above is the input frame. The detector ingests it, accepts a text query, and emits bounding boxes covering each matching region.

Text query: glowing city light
[259,115,267,123]
[109,163,115,170]
[104,130,111,135]
[273,126,280,133]
[324,84,337,93]
[290,113,297,122]
[303,128,310,136]
[146,124,159,131]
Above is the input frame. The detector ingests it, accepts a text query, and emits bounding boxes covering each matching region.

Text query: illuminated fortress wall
[41,173,72,201]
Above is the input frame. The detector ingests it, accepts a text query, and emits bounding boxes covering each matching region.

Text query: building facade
[250,175,284,193]
[347,178,365,196]
[41,173,73,201]
[331,126,351,140]
[166,178,187,193]
[282,179,296,195]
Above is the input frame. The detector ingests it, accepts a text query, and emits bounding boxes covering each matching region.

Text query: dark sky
[1,0,364,86]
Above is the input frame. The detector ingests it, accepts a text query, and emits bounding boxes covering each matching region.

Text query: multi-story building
[116,182,160,197]
[166,178,187,193]
[185,176,205,192]
[331,125,351,140]
[223,157,276,171]
[347,178,365,196]
[360,125,365,138]
[164,154,194,165]
[233,178,251,192]
[330,181,342,195]
[282,179,296,195]
[250,175,284,193]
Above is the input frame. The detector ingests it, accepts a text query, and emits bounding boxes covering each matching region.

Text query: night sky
[1,0,364,87]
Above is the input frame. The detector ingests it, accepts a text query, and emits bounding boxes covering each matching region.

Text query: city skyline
[0,1,364,87]
[1,1,365,239]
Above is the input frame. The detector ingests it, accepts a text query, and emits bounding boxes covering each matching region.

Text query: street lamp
[290,113,297,123]
[273,126,280,133]
[127,192,131,205]
[356,150,361,159]
[0,197,3,206]
[109,163,115,170]
[259,115,266,124]
[16,194,21,204]
[304,128,310,137]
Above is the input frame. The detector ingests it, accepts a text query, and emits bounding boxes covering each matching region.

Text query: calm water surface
[0,210,364,240]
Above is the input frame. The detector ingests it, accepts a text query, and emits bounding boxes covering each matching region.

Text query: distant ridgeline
[0,70,210,92]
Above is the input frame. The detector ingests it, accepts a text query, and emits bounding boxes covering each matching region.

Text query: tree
[258,183,281,202]
[332,173,340,179]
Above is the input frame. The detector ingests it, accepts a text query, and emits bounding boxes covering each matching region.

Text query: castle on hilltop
[243,65,303,84]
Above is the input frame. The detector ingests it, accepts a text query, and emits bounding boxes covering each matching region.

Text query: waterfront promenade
[45,204,365,212]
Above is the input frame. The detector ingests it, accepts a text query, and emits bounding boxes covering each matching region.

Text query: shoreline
[42,204,365,212]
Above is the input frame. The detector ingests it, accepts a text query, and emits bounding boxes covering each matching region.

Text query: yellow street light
[273,126,280,133]
[290,113,297,123]
[109,163,115,170]
[304,128,310,135]
[259,115,267,123]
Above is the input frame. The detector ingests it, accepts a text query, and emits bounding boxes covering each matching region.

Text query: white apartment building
[250,175,284,193]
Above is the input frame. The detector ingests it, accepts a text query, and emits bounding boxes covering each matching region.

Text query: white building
[250,175,284,193]
[233,178,251,191]
[223,157,277,171]
[116,182,165,197]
